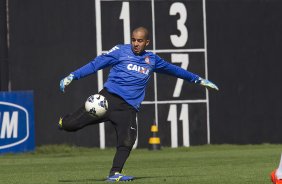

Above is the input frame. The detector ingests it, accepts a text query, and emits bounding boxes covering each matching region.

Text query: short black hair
[132,27,150,40]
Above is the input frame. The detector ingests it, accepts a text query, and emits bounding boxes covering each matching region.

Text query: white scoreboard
[94,0,209,148]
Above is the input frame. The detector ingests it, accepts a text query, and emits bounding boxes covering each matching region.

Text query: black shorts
[61,88,137,147]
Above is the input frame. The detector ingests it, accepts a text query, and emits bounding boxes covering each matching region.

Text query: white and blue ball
[85,94,108,118]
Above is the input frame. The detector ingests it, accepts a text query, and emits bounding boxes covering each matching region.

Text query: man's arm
[154,55,219,90]
[60,45,121,93]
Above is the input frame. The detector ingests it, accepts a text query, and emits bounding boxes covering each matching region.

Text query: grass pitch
[0,144,281,184]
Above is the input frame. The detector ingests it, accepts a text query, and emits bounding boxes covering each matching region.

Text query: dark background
[207,0,282,144]
[1,0,282,147]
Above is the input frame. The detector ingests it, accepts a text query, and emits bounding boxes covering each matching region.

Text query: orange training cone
[148,122,161,150]
[270,153,282,183]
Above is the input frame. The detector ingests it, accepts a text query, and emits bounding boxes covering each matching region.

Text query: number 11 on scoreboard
[167,104,190,148]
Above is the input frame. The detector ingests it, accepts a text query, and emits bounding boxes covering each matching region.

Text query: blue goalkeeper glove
[197,77,219,91]
[60,74,74,93]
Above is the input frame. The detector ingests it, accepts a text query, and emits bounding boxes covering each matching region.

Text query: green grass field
[0,144,281,184]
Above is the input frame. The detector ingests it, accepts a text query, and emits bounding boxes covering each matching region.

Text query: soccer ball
[85,94,108,118]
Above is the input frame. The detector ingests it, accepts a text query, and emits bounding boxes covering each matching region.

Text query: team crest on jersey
[145,56,150,64]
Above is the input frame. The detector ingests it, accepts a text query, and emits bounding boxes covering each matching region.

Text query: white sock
[276,153,282,179]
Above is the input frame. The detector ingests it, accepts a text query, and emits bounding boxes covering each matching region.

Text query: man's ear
[146,40,150,46]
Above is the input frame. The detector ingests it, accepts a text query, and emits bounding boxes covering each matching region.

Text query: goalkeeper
[59,27,218,182]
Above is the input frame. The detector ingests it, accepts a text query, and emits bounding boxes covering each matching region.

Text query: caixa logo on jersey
[0,102,29,149]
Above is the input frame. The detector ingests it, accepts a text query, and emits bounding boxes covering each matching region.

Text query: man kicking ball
[59,27,219,182]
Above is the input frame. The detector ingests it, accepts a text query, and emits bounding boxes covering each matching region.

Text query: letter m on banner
[1,111,18,139]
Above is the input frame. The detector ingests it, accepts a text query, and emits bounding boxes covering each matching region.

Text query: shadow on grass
[58,177,149,182]
[58,175,186,183]
[59,178,104,182]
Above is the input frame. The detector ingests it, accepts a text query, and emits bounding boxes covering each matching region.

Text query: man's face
[131,31,150,55]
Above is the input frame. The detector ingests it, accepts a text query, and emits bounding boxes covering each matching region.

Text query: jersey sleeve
[71,45,121,79]
[154,55,200,83]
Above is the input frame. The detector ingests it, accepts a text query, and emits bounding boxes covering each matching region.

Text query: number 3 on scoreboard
[170,2,188,47]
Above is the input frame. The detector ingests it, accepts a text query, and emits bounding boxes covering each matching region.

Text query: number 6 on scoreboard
[171,54,189,97]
